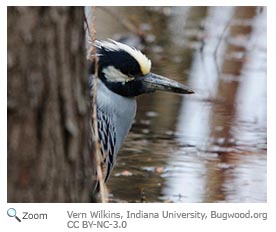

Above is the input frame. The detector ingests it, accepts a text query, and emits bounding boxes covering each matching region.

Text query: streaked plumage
[90,39,193,193]
[90,77,136,187]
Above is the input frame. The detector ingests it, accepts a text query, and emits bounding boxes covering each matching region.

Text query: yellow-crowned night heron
[90,40,194,193]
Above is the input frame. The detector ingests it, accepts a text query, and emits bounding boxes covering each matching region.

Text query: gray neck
[90,76,137,154]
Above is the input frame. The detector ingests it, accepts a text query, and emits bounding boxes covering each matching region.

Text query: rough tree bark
[7,6,93,202]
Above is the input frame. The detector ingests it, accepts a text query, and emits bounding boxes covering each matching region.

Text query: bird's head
[90,39,194,97]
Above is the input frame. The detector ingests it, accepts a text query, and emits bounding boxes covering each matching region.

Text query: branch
[213,15,233,75]
[89,6,108,203]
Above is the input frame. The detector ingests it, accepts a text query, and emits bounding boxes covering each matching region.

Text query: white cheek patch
[103,66,135,83]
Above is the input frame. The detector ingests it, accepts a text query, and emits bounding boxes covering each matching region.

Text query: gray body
[90,76,137,182]
[89,40,193,193]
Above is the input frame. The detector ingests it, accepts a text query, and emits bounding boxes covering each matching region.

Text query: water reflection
[88,6,267,202]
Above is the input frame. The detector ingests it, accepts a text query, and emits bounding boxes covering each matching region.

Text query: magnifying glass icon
[7,208,21,222]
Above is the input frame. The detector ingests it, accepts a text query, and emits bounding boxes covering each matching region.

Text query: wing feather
[96,108,117,183]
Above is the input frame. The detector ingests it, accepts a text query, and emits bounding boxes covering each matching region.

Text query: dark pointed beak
[141,73,194,94]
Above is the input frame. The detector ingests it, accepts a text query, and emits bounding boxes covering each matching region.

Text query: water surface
[92,6,267,202]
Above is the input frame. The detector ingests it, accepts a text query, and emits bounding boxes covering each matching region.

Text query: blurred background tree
[7,6,93,202]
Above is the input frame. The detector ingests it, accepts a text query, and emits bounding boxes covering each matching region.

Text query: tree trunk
[7,6,93,202]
